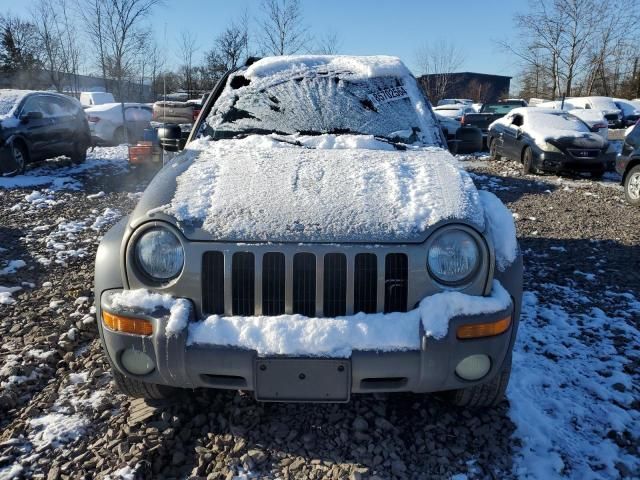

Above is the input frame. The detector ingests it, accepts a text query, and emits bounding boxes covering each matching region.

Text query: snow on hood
[164,135,484,243]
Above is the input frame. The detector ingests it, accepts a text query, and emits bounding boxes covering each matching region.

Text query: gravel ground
[0,149,638,480]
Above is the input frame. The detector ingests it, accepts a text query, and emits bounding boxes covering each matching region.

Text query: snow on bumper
[103,281,511,357]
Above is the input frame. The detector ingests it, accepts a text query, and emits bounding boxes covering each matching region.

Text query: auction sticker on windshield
[368,86,409,106]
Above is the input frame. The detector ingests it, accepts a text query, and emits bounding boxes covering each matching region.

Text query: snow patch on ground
[0,259,26,276]
[509,286,640,478]
[0,285,21,304]
[28,413,88,450]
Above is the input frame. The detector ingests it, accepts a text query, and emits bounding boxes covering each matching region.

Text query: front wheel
[522,147,535,175]
[443,353,512,407]
[5,142,27,177]
[489,138,501,161]
[624,165,640,206]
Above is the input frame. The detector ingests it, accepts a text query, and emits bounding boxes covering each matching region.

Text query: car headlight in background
[134,227,184,281]
[427,229,480,285]
[534,139,562,153]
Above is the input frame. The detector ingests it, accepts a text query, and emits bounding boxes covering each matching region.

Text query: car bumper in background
[538,150,608,173]
[99,290,517,402]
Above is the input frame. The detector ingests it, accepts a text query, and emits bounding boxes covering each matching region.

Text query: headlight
[534,139,562,153]
[134,227,184,281]
[427,229,480,285]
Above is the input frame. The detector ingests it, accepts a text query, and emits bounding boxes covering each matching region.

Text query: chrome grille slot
[292,253,316,316]
[232,252,255,316]
[262,252,285,316]
[202,251,224,315]
[384,253,408,313]
[353,253,377,314]
[323,253,347,317]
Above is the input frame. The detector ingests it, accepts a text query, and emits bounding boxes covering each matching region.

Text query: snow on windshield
[526,111,591,140]
[205,55,441,146]
[589,97,618,111]
[0,90,30,118]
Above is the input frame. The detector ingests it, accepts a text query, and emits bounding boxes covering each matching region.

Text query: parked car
[433,104,476,121]
[488,107,608,177]
[95,55,523,407]
[613,99,640,127]
[499,98,528,107]
[0,89,90,176]
[616,120,640,205]
[460,102,520,145]
[437,98,473,106]
[534,100,608,139]
[86,103,152,145]
[80,91,115,108]
[564,96,623,128]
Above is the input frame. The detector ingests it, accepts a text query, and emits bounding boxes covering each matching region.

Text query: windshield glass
[204,72,434,144]
[590,97,618,110]
[480,104,516,114]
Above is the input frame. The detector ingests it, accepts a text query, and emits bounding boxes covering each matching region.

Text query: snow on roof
[0,89,32,118]
[245,55,410,80]
[167,135,484,242]
[495,107,593,142]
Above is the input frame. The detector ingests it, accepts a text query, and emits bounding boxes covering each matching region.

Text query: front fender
[95,216,128,299]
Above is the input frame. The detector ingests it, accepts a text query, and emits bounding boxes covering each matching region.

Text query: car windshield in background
[532,112,590,132]
[480,104,515,114]
[590,98,618,111]
[205,73,424,143]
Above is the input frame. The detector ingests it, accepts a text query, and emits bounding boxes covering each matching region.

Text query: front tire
[444,354,512,407]
[522,146,535,175]
[112,368,177,400]
[624,165,640,206]
[489,138,501,161]
[6,142,27,177]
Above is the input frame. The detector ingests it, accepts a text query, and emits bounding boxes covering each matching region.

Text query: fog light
[121,348,155,376]
[455,354,491,381]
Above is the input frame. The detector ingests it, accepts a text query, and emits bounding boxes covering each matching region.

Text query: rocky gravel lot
[0,149,638,480]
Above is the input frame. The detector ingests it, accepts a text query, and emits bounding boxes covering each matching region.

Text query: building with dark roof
[417,72,512,103]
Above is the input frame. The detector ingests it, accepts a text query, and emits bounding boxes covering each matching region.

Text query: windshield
[204,71,435,144]
[480,104,516,114]
[590,97,618,111]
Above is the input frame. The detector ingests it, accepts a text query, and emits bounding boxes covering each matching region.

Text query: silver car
[95,55,523,407]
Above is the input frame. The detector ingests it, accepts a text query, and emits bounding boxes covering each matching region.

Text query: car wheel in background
[522,146,535,174]
[113,127,126,145]
[624,165,640,206]
[455,126,483,154]
[489,138,501,161]
[71,141,88,164]
[442,353,512,407]
[6,141,28,177]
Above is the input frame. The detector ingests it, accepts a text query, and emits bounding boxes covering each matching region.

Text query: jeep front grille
[201,250,409,317]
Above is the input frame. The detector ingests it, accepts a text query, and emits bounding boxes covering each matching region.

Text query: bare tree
[316,30,341,55]
[178,30,199,97]
[0,14,41,78]
[258,0,309,55]
[415,40,465,102]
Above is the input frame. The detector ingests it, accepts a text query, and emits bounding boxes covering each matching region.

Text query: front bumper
[99,290,516,400]
[538,150,608,173]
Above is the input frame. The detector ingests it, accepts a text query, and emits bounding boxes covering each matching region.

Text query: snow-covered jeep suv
[95,56,523,407]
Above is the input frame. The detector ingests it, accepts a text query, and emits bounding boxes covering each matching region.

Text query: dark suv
[0,90,91,176]
[616,121,640,205]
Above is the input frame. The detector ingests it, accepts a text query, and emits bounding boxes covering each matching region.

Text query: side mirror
[157,124,184,152]
[20,111,44,123]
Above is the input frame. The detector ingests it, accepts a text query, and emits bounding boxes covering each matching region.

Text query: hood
[134,136,485,243]
[547,132,606,149]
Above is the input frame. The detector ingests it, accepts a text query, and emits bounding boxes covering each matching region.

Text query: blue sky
[0,0,524,78]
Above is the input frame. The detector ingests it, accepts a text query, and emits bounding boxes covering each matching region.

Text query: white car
[433,104,476,122]
[564,96,622,128]
[437,98,473,106]
[80,91,115,108]
[85,103,152,145]
[613,99,640,127]
[534,100,608,140]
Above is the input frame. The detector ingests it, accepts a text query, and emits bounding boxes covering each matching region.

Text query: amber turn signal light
[456,316,511,340]
[103,311,153,336]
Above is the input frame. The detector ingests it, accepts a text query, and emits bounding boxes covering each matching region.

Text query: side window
[21,96,44,115]
[511,115,524,127]
[585,103,591,110]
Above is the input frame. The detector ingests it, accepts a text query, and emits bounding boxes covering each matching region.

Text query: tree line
[0,0,338,101]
